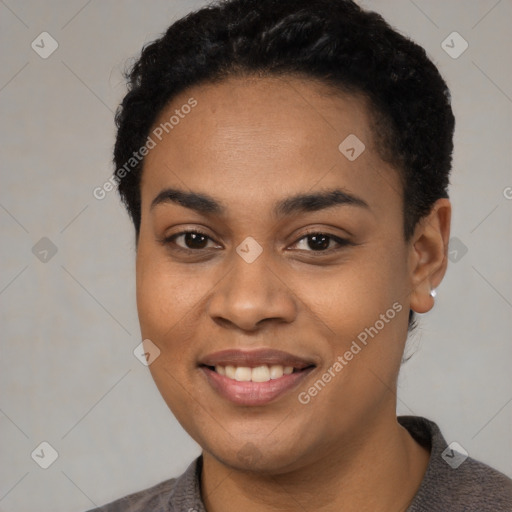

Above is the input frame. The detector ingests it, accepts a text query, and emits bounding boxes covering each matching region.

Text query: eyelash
[160,229,353,256]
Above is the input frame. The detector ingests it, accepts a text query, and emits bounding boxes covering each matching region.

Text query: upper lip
[199,348,316,369]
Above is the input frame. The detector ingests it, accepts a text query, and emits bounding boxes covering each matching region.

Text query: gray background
[0,1,511,510]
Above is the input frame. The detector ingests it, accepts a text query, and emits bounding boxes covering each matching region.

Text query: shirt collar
[167,454,206,511]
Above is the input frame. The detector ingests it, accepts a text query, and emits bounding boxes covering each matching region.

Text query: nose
[207,251,297,332]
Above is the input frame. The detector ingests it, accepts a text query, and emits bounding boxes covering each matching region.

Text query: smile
[198,349,317,406]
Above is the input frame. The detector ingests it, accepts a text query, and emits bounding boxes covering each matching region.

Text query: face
[136,75,424,474]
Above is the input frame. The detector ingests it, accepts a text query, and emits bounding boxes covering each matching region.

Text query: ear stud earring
[430,289,437,298]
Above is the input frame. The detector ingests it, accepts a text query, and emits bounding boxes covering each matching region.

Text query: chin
[208,443,302,475]
[199,426,321,475]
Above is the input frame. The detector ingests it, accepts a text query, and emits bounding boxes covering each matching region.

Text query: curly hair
[113,0,455,331]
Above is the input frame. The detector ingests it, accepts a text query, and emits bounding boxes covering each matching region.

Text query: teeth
[225,365,236,379]
[212,364,299,382]
[234,366,252,381]
[269,365,283,379]
[251,365,270,382]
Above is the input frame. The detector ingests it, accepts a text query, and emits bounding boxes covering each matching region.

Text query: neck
[200,413,430,512]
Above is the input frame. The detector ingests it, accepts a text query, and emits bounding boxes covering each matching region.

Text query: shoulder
[84,455,204,512]
[413,455,512,511]
[446,456,512,509]
[399,416,512,512]
[84,476,178,512]
[83,456,203,512]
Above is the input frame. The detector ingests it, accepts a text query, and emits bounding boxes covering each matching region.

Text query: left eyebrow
[149,187,369,217]
[273,188,369,218]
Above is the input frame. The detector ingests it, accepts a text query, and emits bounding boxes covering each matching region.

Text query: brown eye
[178,232,210,249]
[162,230,219,252]
[292,233,351,253]
[305,234,330,251]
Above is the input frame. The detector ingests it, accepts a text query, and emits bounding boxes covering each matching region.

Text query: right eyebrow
[150,188,226,216]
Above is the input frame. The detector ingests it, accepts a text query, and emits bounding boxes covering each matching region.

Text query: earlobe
[409,278,435,314]
[408,198,451,314]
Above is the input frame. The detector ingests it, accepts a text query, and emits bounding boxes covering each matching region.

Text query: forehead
[141,75,401,213]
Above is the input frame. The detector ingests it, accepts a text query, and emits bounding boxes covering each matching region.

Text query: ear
[408,198,451,314]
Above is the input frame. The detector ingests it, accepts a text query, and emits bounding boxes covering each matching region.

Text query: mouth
[198,349,317,406]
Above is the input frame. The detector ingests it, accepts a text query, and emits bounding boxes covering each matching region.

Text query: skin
[135,75,451,511]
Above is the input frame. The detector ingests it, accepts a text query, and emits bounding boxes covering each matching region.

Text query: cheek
[136,253,202,405]
[303,254,403,327]
[296,260,408,410]
[136,245,197,342]
[301,247,409,374]
[135,245,228,373]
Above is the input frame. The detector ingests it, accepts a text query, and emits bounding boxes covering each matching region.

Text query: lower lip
[200,366,315,406]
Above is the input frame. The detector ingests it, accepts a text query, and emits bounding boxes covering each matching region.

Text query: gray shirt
[87,416,512,511]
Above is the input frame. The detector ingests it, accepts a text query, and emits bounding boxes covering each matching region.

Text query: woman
[89,0,512,510]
